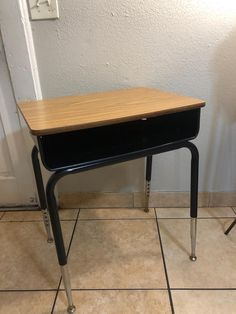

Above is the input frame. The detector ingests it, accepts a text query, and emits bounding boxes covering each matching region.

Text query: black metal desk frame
[31,108,201,313]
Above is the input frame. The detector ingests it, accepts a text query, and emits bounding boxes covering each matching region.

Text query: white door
[0,31,36,206]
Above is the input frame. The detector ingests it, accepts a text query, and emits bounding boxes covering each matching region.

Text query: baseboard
[59,192,133,208]
[59,191,236,208]
[208,192,236,207]
[133,192,210,208]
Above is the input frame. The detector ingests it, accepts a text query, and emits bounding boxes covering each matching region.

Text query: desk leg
[144,156,153,212]
[46,173,76,314]
[185,142,199,262]
[31,146,53,243]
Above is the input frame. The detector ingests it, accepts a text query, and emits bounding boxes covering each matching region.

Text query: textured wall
[31,0,236,192]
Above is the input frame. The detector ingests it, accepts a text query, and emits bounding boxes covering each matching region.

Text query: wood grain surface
[18,87,205,135]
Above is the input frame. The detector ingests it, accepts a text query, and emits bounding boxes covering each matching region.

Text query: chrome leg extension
[189,218,197,261]
[41,209,53,243]
[61,265,76,314]
[144,180,151,213]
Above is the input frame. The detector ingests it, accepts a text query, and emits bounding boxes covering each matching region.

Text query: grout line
[78,207,153,210]
[132,192,135,207]
[171,288,236,291]
[1,206,235,211]
[154,211,175,314]
[59,288,168,291]
[0,289,58,292]
[0,218,78,223]
[0,211,6,220]
[1,216,235,223]
[51,209,80,313]
[66,209,80,257]
[77,217,156,221]
[51,278,62,313]
[2,208,233,223]
[207,193,211,207]
[1,287,235,293]
[229,207,236,215]
[151,217,236,220]
[154,206,236,209]
[0,209,79,222]
[0,206,38,211]
[67,206,135,209]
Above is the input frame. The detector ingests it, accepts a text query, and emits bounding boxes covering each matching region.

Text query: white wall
[31,0,236,193]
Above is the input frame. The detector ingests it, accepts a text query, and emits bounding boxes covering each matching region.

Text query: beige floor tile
[67,220,167,289]
[172,290,236,314]
[0,210,44,221]
[55,290,171,314]
[79,207,155,219]
[156,207,236,219]
[1,209,79,221]
[59,209,79,220]
[159,218,236,288]
[0,221,75,290]
[0,291,55,314]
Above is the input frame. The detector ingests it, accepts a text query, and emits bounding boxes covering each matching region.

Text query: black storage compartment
[37,108,201,171]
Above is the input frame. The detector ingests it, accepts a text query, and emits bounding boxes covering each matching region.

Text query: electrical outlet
[29,196,37,204]
[28,0,59,20]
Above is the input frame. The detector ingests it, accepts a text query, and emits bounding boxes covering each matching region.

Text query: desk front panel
[37,108,201,171]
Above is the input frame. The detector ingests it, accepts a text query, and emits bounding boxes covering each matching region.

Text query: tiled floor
[0,207,235,313]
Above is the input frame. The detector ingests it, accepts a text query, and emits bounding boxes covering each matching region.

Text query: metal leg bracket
[41,209,54,243]
[144,180,151,212]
